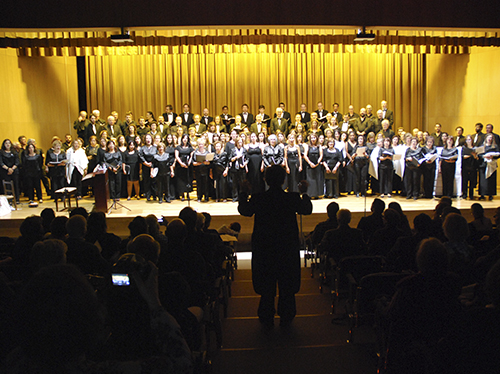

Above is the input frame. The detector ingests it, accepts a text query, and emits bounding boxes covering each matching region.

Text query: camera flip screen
[112,273,130,286]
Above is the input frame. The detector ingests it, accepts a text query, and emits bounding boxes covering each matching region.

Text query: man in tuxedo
[181,103,194,128]
[369,110,384,135]
[106,115,122,139]
[485,123,500,146]
[170,116,187,136]
[257,105,271,125]
[92,109,106,126]
[431,123,444,147]
[270,108,288,135]
[473,123,486,146]
[220,105,234,129]
[378,119,395,139]
[73,111,89,145]
[250,114,266,135]
[346,105,359,121]
[122,112,136,136]
[85,113,100,144]
[315,102,328,124]
[454,126,466,147]
[331,103,342,123]
[190,114,207,135]
[239,104,254,126]
[156,116,169,138]
[275,102,291,122]
[201,108,213,126]
[297,103,311,124]
[162,105,177,126]
[381,100,394,128]
[111,111,123,135]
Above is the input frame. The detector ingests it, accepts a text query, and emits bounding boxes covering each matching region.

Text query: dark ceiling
[2,0,500,30]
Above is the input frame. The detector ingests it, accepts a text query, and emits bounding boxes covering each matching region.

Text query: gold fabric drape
[86,50,423,131]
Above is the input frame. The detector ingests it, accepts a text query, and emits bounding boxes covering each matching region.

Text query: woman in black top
[45,140,67,200]
[103,140,123,201]
[478,133,499,201]
[212,141,229,202]
[23,143,43,203]
[304,133,323,199]
[379,137,394,197]
[421,136,438,198]
[353,135,369,198]
[246,133,265,194]
[284,134,302,193]
[230,138,248,202]
[192,139,212,202]
[86,136,99,174]
[125,123,137,144]
[322,139,342,198]
[164,134,177,201]
[175,134,194,201]
[0,139,20,203]
[439,136,459,198]
[461,135,478,199]
[139,134,157,201]
[122,141,140,200]
[344,131,357,195]
[152,142,175,204]
[405,137,424,200]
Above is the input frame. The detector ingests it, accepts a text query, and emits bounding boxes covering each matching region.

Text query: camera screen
[112,273,130,286]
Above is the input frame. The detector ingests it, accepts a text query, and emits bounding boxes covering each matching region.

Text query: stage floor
[1,192,498,238]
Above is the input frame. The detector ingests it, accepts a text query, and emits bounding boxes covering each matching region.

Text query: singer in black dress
[122,141,140,200]
[152,142,175,203]
[378,137,394,197]
[246,133,264,194]
[45,140,67,200]
[405,138,424,200]
[284,134,302,193]
[212,141,229,202]
[103,140,123,201]
[175,134,194,201]
[322,139,343,198]
[478,133,499,200]
[421,136,438,198]
[139,134,157,201]
[439,136,458,198]
[353,135,369,198]
[0,139,20,203]
[461,135,478,199]
[192,139,211,202]
[304,133,323,198]
[229,138,248,202]
[22,143,43,203]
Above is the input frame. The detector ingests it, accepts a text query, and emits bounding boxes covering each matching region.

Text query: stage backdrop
[85,47,424,131]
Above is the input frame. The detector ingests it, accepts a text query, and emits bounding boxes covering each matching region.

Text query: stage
[1,193,498,242]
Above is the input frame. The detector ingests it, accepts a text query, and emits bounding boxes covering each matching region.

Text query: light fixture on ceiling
[354,26,375,42]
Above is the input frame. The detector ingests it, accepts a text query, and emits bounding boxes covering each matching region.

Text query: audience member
[311,201,339,249]
[368,208,406,257]
[86,212,122,262]
[357,198,385,243]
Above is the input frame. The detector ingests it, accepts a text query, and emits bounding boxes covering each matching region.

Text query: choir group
[1,100,499,204]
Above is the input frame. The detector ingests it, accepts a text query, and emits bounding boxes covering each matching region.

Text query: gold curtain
[86,49,423,130]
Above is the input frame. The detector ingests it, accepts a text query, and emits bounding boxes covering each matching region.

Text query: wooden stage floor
[1,192,498,239]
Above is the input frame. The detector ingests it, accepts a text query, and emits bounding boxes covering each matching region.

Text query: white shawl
[66,148,89,183]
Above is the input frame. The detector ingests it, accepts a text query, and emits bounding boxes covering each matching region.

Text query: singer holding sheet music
[353,135,370,198]
[230,138,248,202]
[462,135,478,199]
[304,133,323,199]
[139,134,157,201]
[192,139,212,202]
[478,133,499,200]
[103,140,123,201]
[405,137,424,200]
[212,141,229,202]
[123,141,140,200]
[152,142,175,203]
[421,136,438,198]
[175,134,194,201]
[378,137,394,197]
[439,136,458,198]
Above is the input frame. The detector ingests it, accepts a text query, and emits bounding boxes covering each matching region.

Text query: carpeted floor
[211,266,379,374]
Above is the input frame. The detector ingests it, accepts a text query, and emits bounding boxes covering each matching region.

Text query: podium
[93,170,110,212]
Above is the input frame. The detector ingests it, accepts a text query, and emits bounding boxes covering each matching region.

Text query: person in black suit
[85,113,100,145]
[297,103,311,124]
[190,114,206,135]
[331,103,342,124]
[238,165,312,327]
[249,114,266,135]
[454,126,466,147]
[473,123,486,147]
[162,105,178,126]
[315,102,328,124]
[320,209,366,263]
[180,103,194,128]
[346,105,359,121]
[431,123,444,147]
[73,111,90,145]
[220,105,234,129]
[485,123,500,146]
[380,100,394,128]
[201,108,213,126]
[274,102,291,122]
[239,103,254,126]
[257,105,271,126]
[270,107,288,135]
[106,115,122,139]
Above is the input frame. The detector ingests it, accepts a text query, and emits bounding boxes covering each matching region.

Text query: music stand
[108,198,131,214]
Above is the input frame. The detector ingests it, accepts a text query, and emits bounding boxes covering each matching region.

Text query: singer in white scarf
[66,140,89,199]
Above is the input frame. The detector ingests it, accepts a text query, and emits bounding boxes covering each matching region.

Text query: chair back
[2,180,17,210]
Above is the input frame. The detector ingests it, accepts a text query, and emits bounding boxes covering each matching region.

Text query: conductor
[238,165,312,327]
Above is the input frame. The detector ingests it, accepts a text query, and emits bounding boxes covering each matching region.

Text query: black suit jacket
[181,112,194,127]
[239,112,254,125]
[270,117,288,135]
[382,109,394,127]
[85,123,99,144]
[190,123,207,135]
[107,124,122,138]
[331,111,343,123]
[297,111,311,124]
[473,132,486,147]
[162,112,178,125]
[315,110,329,123]
[273,111,291,122]
[249,122,266,135]
[320,224,366,263]
[220,113,234,128]
[201,115,214,126]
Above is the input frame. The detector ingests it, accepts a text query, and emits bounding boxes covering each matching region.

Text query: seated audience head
[383,208,400,227]
[442,206,461,220]
[443,213,469,242]
[371,198,386,215]
[69,207,89,220]
[66,215,87,239]
[127,234,160,264]
[439,196,453,207]
[40,208,56,233]
[166,218,188,246]
[196,213,205,231]
[19,215,44,243]
[327,202,340,220]
[179,207,198,232]
[14,264,103,370]
[128,216,148,238]
[413,213,433,235]
[337,209,352,226]
[86,212,107,237]
[145,214,161,236]
[229,222,241,234]
[202,212,212,230]
[471,203,485,219]
[30,239,67,272]
[416,238,449,276]
[50,216,68,240]
[265,164,286,188]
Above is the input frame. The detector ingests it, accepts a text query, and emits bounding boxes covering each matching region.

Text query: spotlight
[354,26,375,42]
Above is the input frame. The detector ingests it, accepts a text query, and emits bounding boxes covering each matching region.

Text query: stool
[2,180,17,210]
[54,187,78,212]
